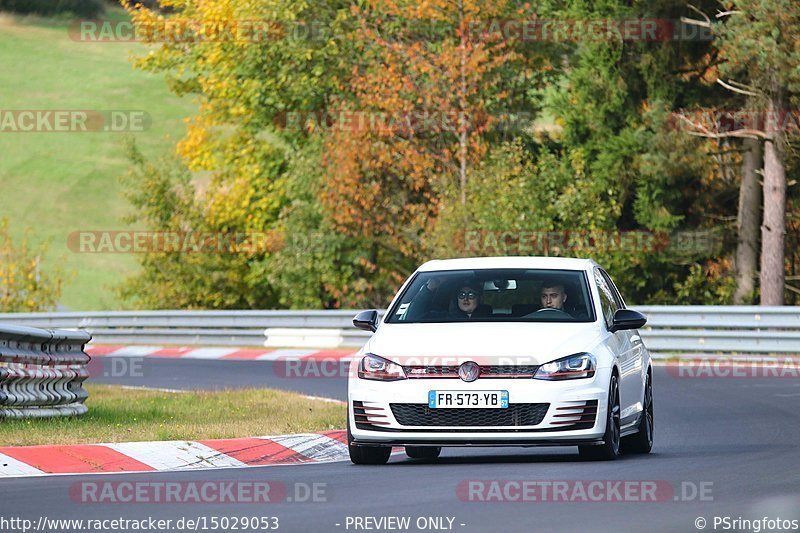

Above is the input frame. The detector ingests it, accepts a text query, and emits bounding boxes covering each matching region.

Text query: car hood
[364,321,604,366]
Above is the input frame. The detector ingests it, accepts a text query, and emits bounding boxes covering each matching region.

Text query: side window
[594,269,618,329]
[599,269,625,309]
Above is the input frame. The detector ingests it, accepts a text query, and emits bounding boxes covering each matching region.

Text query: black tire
[347,418,391,465]
[621,371,654,454]
[405,446,441,460]
[349,444,391,465]
[578,374,621,461]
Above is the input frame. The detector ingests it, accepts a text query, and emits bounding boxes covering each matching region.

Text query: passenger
[406,278,489,320]
[453,283,483,319]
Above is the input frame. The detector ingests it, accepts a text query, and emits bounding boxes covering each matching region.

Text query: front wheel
[621,372,653,454]
[349,444,391,465]
[578,374,621,461]
[348,418,391,465]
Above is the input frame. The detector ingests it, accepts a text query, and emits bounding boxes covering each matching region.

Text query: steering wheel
[534,308,572,318]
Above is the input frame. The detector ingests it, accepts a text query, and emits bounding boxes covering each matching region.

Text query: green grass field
[0,9,196,310]
[0,384,346,446]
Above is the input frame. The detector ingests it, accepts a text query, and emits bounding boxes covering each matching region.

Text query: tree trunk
[734,137,762,304]
[760,91,787,306]
[457,0,468,206]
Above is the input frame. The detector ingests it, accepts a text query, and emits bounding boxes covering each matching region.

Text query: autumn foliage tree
[309,0,550,305]
[120,0,352,308]
[119,0,799,309]
[121,0,552,308]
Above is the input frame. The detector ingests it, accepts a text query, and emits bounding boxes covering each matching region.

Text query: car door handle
[631,335,642,344]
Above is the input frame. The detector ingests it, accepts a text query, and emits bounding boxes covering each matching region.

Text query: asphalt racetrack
[91,357,350,400]
[2,361,799,533]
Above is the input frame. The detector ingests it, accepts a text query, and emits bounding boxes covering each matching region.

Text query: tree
[118,140,281,309]
[734,137,761,303]
[714,1,800,305]
[120,0,353,308]
[0,218,64,312]
[339,0,541,204]
[309,0,550,305]
[440,0,728,303]
[119,0,782,309]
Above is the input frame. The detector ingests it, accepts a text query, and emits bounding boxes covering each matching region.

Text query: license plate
[428,390,509,409]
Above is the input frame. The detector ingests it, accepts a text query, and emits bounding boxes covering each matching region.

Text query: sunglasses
[457,291,479,300]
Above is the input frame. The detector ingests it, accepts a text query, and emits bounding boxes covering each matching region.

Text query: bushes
[0,0,104,18]
[0,217,64,312]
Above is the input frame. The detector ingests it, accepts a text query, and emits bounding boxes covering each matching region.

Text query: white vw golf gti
[348,257,654,464]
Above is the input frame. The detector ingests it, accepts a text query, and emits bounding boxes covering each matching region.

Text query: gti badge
[458,361,480,382]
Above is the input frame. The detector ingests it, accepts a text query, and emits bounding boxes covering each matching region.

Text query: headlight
[534,353,596,380]
[358,353,407,381]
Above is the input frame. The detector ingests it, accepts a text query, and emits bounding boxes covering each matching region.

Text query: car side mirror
[609,309,647,333]
[353,310,379,332]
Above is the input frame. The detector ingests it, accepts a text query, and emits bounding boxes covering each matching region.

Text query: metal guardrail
[0,310,372,347]
[0,324,91,418]
[636,306,800,354]
[0,307,798,354]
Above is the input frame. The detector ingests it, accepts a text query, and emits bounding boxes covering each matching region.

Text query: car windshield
[386,269,595,323]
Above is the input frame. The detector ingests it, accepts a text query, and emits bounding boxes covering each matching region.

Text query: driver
[540,282,568,310]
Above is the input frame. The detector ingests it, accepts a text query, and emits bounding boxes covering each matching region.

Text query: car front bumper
[348,366,611,446]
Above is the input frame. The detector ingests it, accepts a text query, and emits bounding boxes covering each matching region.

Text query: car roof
[417,256,599,272]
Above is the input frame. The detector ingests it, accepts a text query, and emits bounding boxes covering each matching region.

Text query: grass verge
[0,9,195,310]
[0,385,346,447]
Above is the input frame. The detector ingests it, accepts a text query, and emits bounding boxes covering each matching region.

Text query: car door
[594,268,641,426]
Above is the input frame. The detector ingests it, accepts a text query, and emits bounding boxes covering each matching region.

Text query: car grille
[390,403,549,427]
[404,365,540,379]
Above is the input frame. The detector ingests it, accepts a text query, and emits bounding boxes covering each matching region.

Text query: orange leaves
[318,0,529,270]
[118,0,553,309]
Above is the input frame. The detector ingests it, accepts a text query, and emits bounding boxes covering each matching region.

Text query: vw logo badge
[458,361,481,382]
